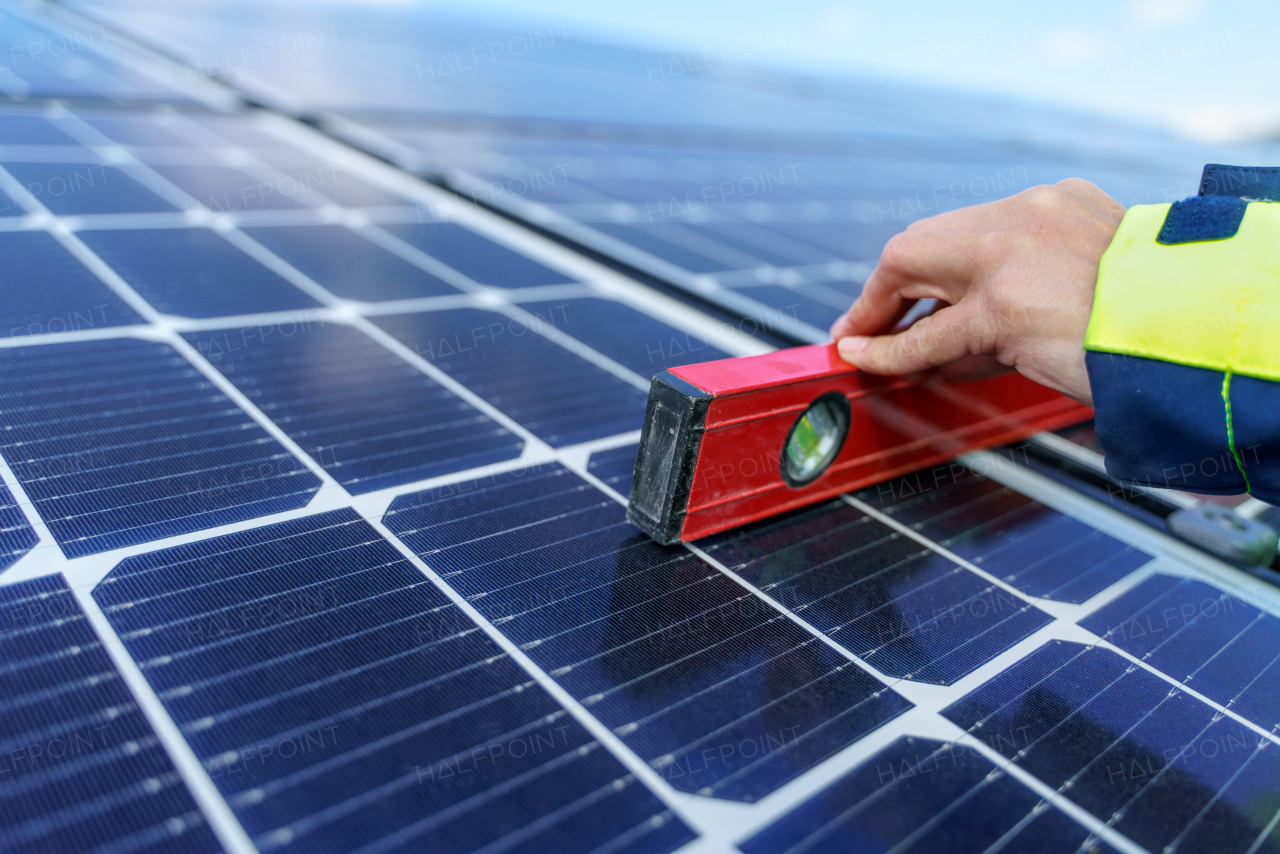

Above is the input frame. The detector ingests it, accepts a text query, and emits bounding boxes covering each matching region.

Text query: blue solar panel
[588,444,639,499]
[702,499,1053,684]
[185,321,524,493]
[373,308,650,446]
[734,286,846,332]
[286,169,410,209]
[854,464,1153,603]
[517,298,728,376]
[242,225,462,301]
[0,482,37,573]
[0,574,224,854]
[382,222,575,287]
[943,640,1280,854]
[149,164,308,212]
[384,464,912,802]
[2,161,178,214]
[0,337,321,557]
[1081,574,1280,731]
[3,4,1279,851]
[0,230,145,337]
[94,508,695,854]
[0,115,80,144]
[591,223,734,274]
[80,114,189,146]
[76,228,322,317]
[740,735,1115,854]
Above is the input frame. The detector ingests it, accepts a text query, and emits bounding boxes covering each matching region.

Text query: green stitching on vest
[1222,371,1253,493]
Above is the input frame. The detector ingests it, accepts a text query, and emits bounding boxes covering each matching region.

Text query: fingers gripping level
[626,344,1093,544]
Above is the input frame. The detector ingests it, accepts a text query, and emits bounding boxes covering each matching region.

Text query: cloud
[1127,0,1204,27]
[1169,103,1280,143]
[1042,27,1104,64]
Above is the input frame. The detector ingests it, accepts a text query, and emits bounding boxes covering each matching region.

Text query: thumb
[836,305,979,375]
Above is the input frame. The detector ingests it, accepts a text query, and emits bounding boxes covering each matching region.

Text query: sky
[404,0,1279,144]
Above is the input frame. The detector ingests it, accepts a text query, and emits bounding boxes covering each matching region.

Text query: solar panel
[2,2,1280,852]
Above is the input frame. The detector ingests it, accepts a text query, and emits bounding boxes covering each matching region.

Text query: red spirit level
[627,344,1092,544]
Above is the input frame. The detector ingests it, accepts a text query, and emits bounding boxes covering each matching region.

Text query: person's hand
[830,179,1126,407]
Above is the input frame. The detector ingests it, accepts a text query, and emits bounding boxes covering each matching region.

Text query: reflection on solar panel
[1081,575,1280,731]
[2,161,178,214]
[943,640,1280,854]
[702,499,1053,684]
[384,464,912,801]
[517,297,729,376]
[2,1,1279,851]
[373,308,651,446]
[77,228,322,317]
[853,461,1154,603]
[95,509,695,854]
[741,735,1115,854]
[382,222,575,288]
[0,574,223,854]
[242,225,461,301]
[186,321,524,493]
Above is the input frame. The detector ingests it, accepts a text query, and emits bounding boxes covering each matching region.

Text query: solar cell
[2,161,178,215]
[285,169,410,209]
[702,499,1053,684]
[732,285,845,333]
[382,222,575,287]
[0,574,224,854]
[1080,574,1280,731]
[80,114,190,146]
[149,164,309,212]
[0,230,145,337]
[0,337,321,557]
[588,444,639,499]
[943,639,1280,854]
[384,464,912,801]
[184,321,524,494]
[740,735,1116,854]
[76,227,322,317]
[0,114,80,145]
[854,462,1153,603]
[94,508,695,854]
[0,482,37,573]
[373,307,650,446]
[242,225,462,301]
[516,297,729,376]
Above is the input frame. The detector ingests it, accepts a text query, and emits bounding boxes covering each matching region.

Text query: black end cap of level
[626,371,712,545]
